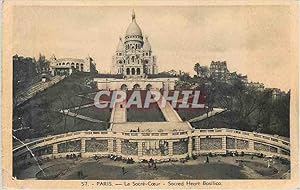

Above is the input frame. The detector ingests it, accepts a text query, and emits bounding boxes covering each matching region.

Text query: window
[131,56,135,62]
[131,68,135,75]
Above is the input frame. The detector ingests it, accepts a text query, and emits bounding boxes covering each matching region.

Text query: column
[81,138,86,154]
[108,139,114,153]
[248,140,255,152]
[116,139,122,155]
[168,141,173,156]
[53,143,58,154]
[52,143,58,159]
[195,136,200,154]
[188,137,193,157]
[234,138,237,149]
[221,136,227,153]
[137,141,143,157]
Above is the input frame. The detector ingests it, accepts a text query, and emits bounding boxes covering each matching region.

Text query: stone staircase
[14,75,65,106]
[158,98,182,122]
[110,102,127,123]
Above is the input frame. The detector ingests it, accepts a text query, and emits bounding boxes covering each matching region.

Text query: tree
[36,53,50,74]
[200,66,210,78]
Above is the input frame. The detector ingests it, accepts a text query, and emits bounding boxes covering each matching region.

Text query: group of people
[129,127,140,132]
[148,158,158,170]
[66,153,79,160]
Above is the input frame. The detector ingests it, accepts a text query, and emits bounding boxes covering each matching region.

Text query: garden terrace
[126,102,166,122]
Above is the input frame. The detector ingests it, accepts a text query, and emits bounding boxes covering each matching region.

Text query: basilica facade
[112,11,158,77]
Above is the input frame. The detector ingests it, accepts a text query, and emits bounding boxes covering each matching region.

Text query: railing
[13,128,290,157]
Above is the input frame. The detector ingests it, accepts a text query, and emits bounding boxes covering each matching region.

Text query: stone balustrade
[13,128,290,165]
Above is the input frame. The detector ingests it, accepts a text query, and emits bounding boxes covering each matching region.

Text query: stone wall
[13,128,291,165]
[200,138,222,150]
[86,139,108,152]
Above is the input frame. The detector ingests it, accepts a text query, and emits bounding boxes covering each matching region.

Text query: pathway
[59,110,105,123]
[110,102,127,123]
[188,108,227,123]
[157,98,182,122]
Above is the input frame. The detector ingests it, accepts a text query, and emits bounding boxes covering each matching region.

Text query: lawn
[77,106,111,122]
[176,108,207,121]
[127,103,166,122]
[13,73,108,140]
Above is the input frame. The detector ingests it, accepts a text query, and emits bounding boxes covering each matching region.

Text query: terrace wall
[13,128,290,166]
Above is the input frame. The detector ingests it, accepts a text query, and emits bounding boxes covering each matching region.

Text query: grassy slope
[13,73,108,140]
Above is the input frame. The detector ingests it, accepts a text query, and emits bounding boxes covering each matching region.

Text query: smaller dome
[116,37,124,51]
[143,36,151,51]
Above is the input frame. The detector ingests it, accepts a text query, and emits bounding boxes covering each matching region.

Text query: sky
[12,5,296,91]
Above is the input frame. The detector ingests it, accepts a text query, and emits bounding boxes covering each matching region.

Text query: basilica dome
[125,10,143,37]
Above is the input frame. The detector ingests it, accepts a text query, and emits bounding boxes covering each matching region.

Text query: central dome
[125,10,143,36]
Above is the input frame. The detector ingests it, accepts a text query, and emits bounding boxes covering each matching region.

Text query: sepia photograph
[2,0,299,189]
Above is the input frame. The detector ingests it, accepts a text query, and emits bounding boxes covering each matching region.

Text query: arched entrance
[137,68,141,75]
[131,68,135,75]
[121,84,128,91]
[132,84,141,90]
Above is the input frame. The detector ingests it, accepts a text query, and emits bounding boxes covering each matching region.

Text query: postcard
[2,0,299,189]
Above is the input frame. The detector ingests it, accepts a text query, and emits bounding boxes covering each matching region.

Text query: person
[154,162,157,170]
[122,167,125,175]
[149,158,154,167]
[206,156,209,163]
[78,170,83,178]
[267,160,271,168]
